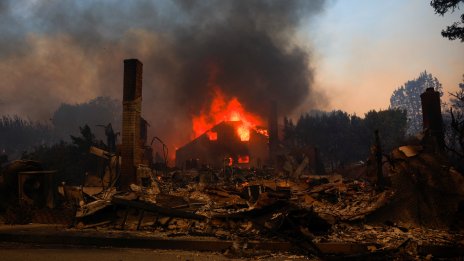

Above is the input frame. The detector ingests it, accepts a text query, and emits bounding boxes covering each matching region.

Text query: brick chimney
[420,87,444,150]
[120,59,143,190]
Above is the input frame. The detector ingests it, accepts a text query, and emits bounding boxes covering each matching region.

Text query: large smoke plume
[0,0,327,152]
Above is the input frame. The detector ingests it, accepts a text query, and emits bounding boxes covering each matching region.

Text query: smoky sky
[0,0,327,149]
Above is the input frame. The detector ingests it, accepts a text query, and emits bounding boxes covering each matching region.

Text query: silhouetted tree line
[0,96,121,160]
[52,96,122,141]
[21,125,101,185]
[0,97,121,184]
[283,109,407,168]
[390,71,464,172]
[0,115,54,159]
[445,75,464,172]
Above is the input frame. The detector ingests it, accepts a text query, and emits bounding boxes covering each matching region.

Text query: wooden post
[374,130,385,191]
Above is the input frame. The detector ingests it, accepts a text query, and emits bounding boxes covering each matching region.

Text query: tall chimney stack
[420,87,444,150]
[268,101,278,166]
[121,59,143,190]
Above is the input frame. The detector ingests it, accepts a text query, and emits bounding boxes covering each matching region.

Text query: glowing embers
[226,157,233,166]
[207,131,217,141]
[238,155,250,164]
[256,128,268,137]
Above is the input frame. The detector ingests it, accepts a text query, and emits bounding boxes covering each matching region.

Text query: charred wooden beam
[111,197,206,221]
[374,130,385,192]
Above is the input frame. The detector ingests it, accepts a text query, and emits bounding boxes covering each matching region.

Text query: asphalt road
[0,244,311,261]
[0,247,229,261]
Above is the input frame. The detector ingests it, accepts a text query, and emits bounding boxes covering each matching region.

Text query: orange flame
[192,88,266,141]
[206,131,217,141]
[238,155,250,164]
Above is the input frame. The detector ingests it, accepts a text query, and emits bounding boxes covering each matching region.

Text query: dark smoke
[172,1,325,115]
[0,0,327,153]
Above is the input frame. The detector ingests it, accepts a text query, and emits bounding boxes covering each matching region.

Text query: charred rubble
[1,59,464,260]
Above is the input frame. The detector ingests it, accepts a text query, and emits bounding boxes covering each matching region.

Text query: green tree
[430,0,464,41]
[70,125,96,152]
[364,109,408,153]
[390,71,443,135]
[283,116,296,148]
[283,109,407,169]
[22,125,100,185]
[445,75,464,171]
[0,96,121,160]
[0,116,54,159]
[52,96,122,142]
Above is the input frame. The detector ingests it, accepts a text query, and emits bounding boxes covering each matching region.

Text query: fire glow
[238,155,250,164]
[192,88,267,141]
[206,131,217,141]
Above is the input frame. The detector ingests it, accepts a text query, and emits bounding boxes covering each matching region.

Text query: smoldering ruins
[1,0,464,260]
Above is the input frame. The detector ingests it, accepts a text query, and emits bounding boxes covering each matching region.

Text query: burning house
[175,89,276,169]
[175,120,269,169]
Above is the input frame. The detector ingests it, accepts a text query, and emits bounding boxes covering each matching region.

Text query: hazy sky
[302,0,464,116]
[0,0,462,121]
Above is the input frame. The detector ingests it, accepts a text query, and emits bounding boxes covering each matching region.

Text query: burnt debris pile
[1,59,464,260]
[2,147,464,259]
